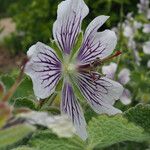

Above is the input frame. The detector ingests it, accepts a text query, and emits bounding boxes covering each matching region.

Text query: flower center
[62,55,76,75]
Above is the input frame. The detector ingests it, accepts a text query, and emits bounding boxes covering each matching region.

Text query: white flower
[143,41,150,54]
[123,25,134,38]
[24,0,123,140]
[19,111,76,138]
[147,60,150,68]
[102,63,117,79]
[133,21,142,29]
[143,24,150,33]
[137,0,150,18]
[147,9,150,19]
[102,63,131,105]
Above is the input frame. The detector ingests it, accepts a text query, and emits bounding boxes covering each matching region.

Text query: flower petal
[143,41,150,54]
[143,24,150,33]
[147,60,150,68]
[118,68,130,85]
[77,16,117,64]
[53,0,89,54]
[20,111,76,138]
[25,42,61,99]
[61,82,87,140]
[75,72,123,115]
[102,62,117,79]
[120,89,131,105]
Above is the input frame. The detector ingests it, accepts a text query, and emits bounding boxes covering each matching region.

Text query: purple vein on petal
[61,82,87,140]
[53,0,89,54]
[25,42,62,99]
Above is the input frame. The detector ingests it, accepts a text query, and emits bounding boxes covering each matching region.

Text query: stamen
[78,51,122,71]
[101,51,122,63]
[90,72,100,82]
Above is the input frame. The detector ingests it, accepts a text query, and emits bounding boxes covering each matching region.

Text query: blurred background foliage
[0,0,138,54]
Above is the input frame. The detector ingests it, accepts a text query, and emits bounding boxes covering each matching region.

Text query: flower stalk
[1,57,28,102]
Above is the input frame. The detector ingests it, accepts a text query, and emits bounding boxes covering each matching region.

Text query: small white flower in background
[102,63,131,105]
[143,41,150,68]
[122,14,141,66]
[147,60,150,68]
[123,14,135,38]
[143,41,150,54]
[137,0,150,19]
[102,63,117,79]
[143,24,150,33]
[147,9,150,19]
[127,38,141,66]
[19,111,76,138]
[133,21,142,29]
[123,25,134,38]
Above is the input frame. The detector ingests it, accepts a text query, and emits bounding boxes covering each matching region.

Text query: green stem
[1,58,28,102]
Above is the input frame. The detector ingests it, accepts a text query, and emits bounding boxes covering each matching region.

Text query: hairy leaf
[14,97,37,110]
[124,104,150,133]
[28,130,85,150]
[12,146,36,150]
[87,115,150,149]
[0,124,35,150]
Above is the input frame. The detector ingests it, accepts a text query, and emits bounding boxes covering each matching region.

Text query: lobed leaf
[14,97,37,110]
[87,115,150,149]
[124,104,150,133]
[11,146,35,150]
[28,130,85,150]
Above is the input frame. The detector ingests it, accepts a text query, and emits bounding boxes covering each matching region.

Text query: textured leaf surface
[87,115,150,149]
[124,104,150,133]
[0,102,11,128]
[14,97,37,110]
[13,77,34,100]
[0,75,14,91]
[0,75,34,103]
[0,124,35,149]
[12,146,36,150]
[28,130,85,150]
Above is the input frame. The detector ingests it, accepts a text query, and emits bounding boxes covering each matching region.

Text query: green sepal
[55,78,63,92]
[50,40,63,62]
[69,75,85,102]
[70,32,83,61]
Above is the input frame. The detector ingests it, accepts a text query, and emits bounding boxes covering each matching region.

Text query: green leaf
[0,124,35,150]
[14,97,37,110]
[0,102,11,128]
[124,104,150,133]
[0,75,34,103]
[13,77,34,100]
[87,115,150,149]
[11,146,35,150]
[28,130,85,150]
[0,75,14,91]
